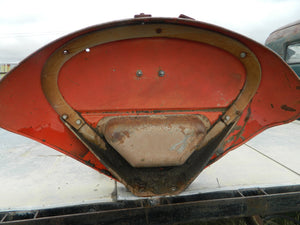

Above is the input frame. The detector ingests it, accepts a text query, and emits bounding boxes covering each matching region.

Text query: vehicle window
[286,42,300,64]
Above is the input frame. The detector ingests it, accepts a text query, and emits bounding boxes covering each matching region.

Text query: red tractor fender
[0,16,299,196]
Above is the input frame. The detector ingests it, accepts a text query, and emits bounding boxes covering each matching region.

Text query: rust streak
[281,105,296,112]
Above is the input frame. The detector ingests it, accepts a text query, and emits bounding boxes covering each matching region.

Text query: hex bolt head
[62,114,68,120]
[158,70,165,77]
[63,50,69,55]
[136,70,143,77]
[240,52,247,58]
[76,119,82,125]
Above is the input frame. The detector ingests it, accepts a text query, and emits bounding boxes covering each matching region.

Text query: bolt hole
[156,28,162,34]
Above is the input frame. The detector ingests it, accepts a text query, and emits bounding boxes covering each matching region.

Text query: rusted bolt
[158,70,165,77]
[136,70,143,77]
[240,52,247,58]
[76,119,82,125]
[63,50,69,55]
[62,114,68,120]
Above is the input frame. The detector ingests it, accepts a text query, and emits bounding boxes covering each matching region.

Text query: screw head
[136,70,143,77]
[240,52,247,58]
[158,70,165,77]
[76,119,82,125]
[63,50,69,55]
[62,114,68,120]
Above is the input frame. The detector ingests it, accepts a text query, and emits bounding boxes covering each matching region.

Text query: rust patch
[281,105,296,112]
[111,130,130,144]
[111,132,124,144]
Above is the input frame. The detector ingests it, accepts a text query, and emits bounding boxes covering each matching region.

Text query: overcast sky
[0,0,299,63]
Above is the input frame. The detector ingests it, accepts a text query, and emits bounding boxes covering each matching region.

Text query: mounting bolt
[134,13,152,18]
[76,119,82,125]
[158,70,165,77]
[62,114,68,120]
[136,70,143,77]
[63,50,69,55]
[225,115,231,121]
[171,186,177,192]
[240,52,247,58]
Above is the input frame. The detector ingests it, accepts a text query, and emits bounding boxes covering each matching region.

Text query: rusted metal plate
[0,16,299,196]
[98,115,210,167]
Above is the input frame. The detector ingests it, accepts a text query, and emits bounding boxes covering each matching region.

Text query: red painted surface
[0,18,299,177]
[59,38,245,112]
